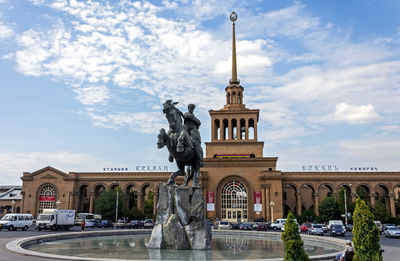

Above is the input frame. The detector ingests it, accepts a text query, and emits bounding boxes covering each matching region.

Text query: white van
[328,220,344,230]
[0,214,33,231]
[270,219,286,230]
[374,221,383,234]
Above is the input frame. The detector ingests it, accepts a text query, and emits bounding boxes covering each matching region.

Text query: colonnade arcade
[282,181,400,217]
[73,182,160,216]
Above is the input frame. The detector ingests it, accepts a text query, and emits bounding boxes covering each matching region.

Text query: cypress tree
[352,198,382,261]
[281,211,310,261]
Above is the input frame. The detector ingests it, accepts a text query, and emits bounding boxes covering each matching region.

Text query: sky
[1,0,400,185]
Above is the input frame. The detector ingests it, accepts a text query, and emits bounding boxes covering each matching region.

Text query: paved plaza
[0,227,399,261]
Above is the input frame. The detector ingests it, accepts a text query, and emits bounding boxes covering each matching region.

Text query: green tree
[318,196,339,223]
[144,191,155,219]
[94,188,126,221]
[123,206,145,220]
[352,198,382,261]
[356,186,369,203]
[281,211,310,261]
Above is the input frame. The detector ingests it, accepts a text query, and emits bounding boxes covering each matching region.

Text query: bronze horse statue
[157,100,202,187]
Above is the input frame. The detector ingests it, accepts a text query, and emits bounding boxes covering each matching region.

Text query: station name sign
[302,165,339,171]
[103,166,169,172]
[349,167,378,171]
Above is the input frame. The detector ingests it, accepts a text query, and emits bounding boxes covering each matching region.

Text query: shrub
[281,211,310,261]
[352,198,382,261]
[318,196,340,223]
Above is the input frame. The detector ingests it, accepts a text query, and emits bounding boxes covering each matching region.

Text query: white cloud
[0,21,14,38]
[74,85,110,105]
[86,110,165,134]
[334,102,380,124]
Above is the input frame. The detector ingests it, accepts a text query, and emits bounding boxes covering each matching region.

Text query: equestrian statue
[157,100,204,187]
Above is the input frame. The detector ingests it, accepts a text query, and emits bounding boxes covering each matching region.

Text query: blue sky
[1,0,400,184]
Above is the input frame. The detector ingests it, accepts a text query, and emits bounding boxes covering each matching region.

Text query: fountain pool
[7,230,345,261]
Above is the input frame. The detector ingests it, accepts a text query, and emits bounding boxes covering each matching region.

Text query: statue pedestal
[148,183,212,250]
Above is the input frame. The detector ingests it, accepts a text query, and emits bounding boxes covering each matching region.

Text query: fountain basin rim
[6,229,345,261]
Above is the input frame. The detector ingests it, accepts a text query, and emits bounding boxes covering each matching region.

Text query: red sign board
[254,191,262,204]
[207,191,215,204]
[39,196,55,201]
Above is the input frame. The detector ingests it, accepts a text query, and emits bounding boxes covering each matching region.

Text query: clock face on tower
[230,12,237,22]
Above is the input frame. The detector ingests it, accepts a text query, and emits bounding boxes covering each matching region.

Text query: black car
[231,222,242,230]
[330,225,346,236]
[239,223,252,230]
[129,220,139,229]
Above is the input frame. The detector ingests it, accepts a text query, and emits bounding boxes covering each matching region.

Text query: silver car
[384,227,400,238]
[308,224,324,236]
[218,221,231,230]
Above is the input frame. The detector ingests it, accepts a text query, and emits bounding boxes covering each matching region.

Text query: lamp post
[11,200,16,213]
[270,201,275,223]
[56,200,61,209]
[344,184,352,226]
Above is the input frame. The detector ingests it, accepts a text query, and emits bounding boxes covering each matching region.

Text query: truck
[36,209,75,231]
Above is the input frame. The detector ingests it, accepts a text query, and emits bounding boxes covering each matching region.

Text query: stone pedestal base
[148,183,212,250]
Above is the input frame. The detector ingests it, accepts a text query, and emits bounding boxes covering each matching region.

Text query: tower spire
[230,12,239,84]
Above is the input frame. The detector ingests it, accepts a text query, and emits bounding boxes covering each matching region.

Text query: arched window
[214,119,220,140]
[249,118,255,139]
[240,118,245,139]
[232,119,237,140]
[223,119,229,140]
[38,185,56,214]
[221,180,248,221]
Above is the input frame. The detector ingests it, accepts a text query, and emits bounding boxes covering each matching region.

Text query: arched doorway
[38,184,56,214]
[78,185,90,213]
[283,184,297,216]
[221,180,248,222]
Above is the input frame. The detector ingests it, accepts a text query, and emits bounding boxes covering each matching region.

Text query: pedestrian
[81,219,86,231]
[335,240,353,261]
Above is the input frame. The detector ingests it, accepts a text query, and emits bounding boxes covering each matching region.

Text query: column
[228,119,232,140]
[350,193,356,203]
[245,118,249,139]
[153,192,159,215]
[220,119,224,140]
[138,192,145,212]
[370,193,376,206]
[254,119,258,140]
[296,193,302,216]
[314,193,319,216]
[389,193,396,217]
[89,193,95,213]
[265,186,271,221]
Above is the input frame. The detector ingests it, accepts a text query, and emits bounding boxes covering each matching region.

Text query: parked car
[327,220,344,230]
[330,225,346,236]
[239,223,252,230]
[383,224,396,231]
[143,219,154,229]
[100,220,113,228]
[319,224,328,232]
[300,223,312,232]
[257,223,268,231]
[128,220,139,229]
[208,221,215,229]
[374,221,383,234]
[308,224,324,236]
[345,224,353,231]
[218,221,231,230]
[270,219,286,230]
[230,222,241,230]
[384,227,400,238]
